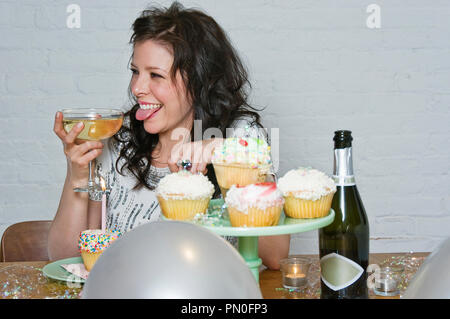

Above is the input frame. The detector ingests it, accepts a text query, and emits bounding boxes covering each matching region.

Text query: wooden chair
[0,221,52,262]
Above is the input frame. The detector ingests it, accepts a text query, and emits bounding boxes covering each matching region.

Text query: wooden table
[260,252,429,299]
[0,252,429,299]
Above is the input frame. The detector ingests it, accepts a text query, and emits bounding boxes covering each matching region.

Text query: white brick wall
[0,0,449,255]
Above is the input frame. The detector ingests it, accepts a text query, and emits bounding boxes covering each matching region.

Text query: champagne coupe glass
[61,108,124,195]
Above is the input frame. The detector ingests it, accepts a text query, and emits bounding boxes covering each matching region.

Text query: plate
[162,199,335,237]
[42,257,86,284]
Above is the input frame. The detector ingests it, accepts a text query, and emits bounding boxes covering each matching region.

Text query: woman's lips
[136,105,162,121]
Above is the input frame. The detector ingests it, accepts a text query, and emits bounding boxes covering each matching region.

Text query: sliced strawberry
[239,138,248,147]
[256,182,277,196]
[255,182,276,187]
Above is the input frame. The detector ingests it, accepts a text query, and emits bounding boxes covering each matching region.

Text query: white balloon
[82,221,262,299]
[403,237,450,299]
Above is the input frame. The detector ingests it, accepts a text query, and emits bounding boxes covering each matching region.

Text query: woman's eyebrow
[130,62,167,73]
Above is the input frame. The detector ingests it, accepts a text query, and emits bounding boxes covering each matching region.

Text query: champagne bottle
[318,130,370,299]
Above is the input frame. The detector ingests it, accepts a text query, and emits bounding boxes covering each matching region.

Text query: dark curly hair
[113,1,264,194]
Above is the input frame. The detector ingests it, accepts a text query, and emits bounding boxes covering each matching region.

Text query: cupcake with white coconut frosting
[225,182,284,227]
[278,167,336,219]
[156,170,215,220]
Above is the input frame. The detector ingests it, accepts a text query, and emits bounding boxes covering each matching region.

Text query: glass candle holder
[373,265,405,297]
[280,256,311,289]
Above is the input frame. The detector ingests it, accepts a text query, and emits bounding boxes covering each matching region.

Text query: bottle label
[320,253,364,291]
[332,175,356,186]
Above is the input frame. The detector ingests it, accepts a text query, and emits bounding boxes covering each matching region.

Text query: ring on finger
[177,159,192,170]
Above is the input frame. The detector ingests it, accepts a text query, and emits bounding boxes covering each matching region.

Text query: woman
[49,2,289,270]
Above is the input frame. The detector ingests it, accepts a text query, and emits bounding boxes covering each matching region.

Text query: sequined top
[95,117,271,246]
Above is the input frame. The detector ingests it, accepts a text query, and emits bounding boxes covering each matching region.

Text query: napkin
[60,263,89,280]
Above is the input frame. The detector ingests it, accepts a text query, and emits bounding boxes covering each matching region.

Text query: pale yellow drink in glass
[63,117,123,140]
[60,108,124,193]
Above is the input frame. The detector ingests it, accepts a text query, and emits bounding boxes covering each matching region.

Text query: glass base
[373,289,400,297]
[282,284,305,290]
[73,184,110,201]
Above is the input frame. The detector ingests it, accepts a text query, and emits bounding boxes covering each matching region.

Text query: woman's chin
[143,122,161,135]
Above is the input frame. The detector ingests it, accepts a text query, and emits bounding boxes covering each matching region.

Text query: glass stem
[88,160,95,188]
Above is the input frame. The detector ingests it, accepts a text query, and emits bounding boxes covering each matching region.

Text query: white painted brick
[0,49,48,72]
[76,74,130,95]
[0,29,130,51]
[48,50,130,74]
[415,217,450,237]
[370,237,445,254]
[100,7,141,30]
[4,3,36,29]
[383,8,450,29]
[1,0,449,255]
[429,94,450,113]
[34,4,73,30]
[0,74,6,93]
[381,28,450,50]
[373,216,417,237]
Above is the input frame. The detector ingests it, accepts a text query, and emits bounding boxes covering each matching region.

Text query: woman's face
[130,39,193,136]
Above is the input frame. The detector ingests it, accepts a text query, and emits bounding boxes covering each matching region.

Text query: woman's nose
[132,76,150,97]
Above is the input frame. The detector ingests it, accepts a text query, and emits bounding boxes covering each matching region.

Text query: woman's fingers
[191,149,204,174]
[53,111,67,140]
[168,140,217,174]
[196,163,208,175]
[64,122,85,144]
[77,141,104,155]
[78,148,103,166]
[66,141,104,166]
[66,141,103,161]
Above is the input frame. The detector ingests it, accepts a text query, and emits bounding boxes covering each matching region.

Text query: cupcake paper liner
[283,192,335,219]
[80,251,102,272]
[213,163,269,198]
[157,196,211,221]
[227,205,283,227]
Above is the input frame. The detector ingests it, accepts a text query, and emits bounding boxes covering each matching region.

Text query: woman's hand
[53,111,104,186]
[168,138,223,174]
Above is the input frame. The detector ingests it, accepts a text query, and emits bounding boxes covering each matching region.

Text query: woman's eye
[151,72,163,79]
[130,68,138,75]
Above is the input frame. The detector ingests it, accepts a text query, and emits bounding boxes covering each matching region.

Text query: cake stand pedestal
[193,199,335,283]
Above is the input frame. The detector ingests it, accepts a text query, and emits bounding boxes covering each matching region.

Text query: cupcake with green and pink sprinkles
[211,137,272,199]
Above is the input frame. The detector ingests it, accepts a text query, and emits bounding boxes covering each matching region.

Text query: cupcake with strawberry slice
[225,182,284,227]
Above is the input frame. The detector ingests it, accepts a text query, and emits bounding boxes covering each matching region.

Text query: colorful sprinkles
[212,137,272,168]
[78,229,121,253]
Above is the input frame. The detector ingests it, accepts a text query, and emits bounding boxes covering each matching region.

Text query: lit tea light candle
[373,266,404,297]
[280,256,311,289]
[375,277,398,293]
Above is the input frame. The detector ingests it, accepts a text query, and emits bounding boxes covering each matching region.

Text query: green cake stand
[180,199,335,283]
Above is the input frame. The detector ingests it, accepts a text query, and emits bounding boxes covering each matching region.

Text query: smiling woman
[115,2,266,191]
[48,1,290,270]
[130,40,193,137]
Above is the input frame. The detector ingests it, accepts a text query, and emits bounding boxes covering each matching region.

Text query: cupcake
[278,167,336,219]
[212,137,272,198]
[225,182,284,227]
[78,229,121,271]
[156,170,215,221]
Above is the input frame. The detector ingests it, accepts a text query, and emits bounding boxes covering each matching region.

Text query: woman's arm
[48,112,104,260]
[48,175,91,260]
[258,235,290,270]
